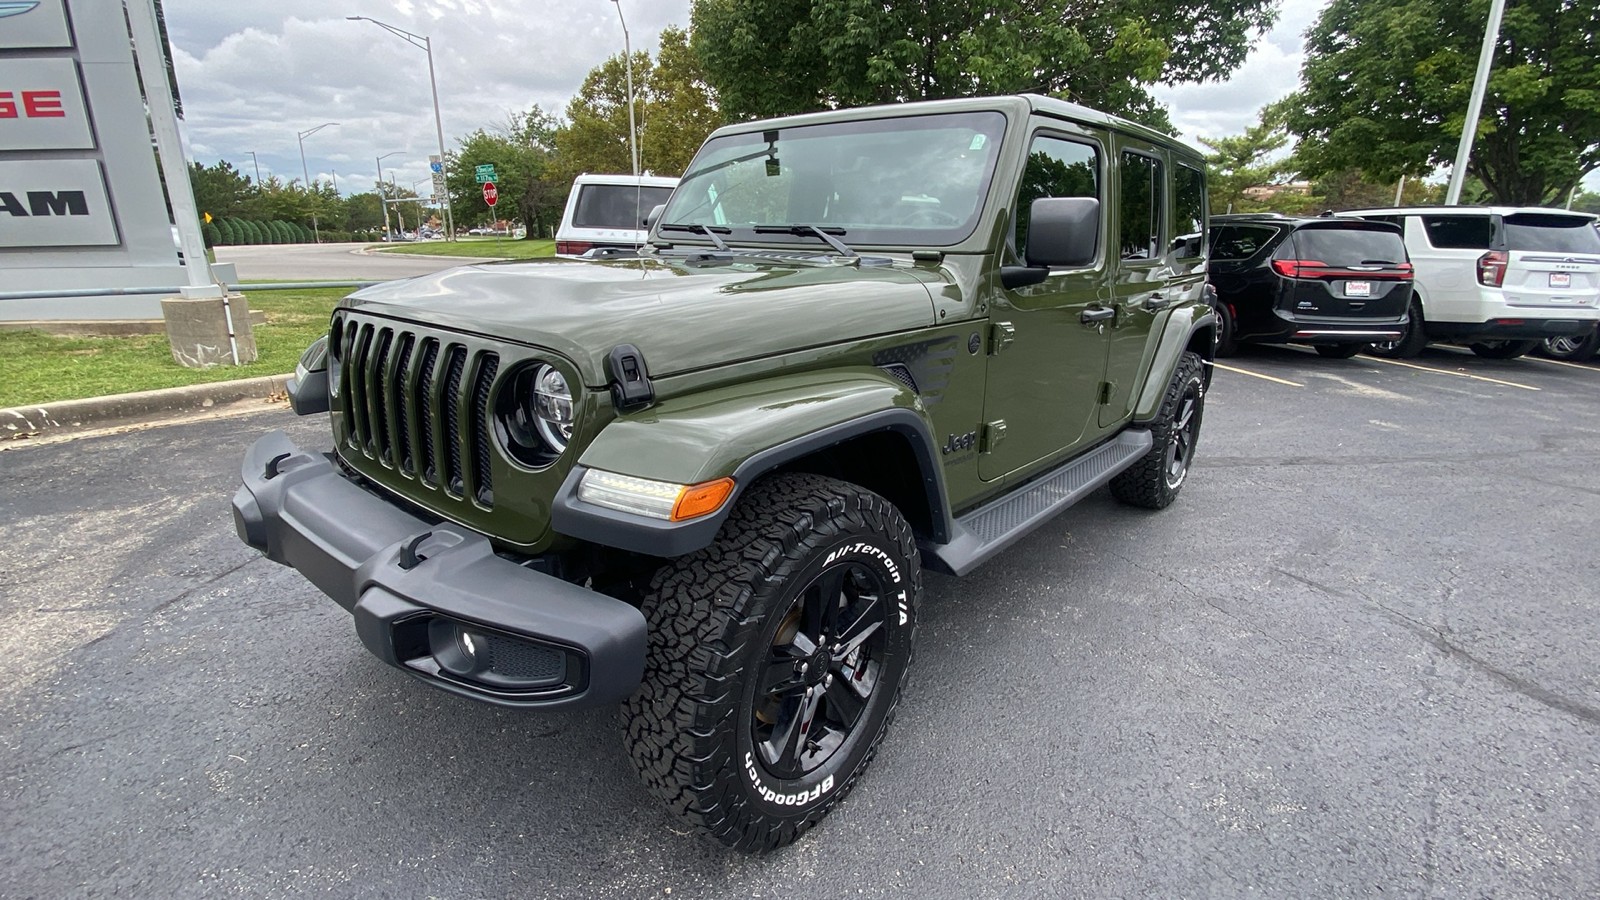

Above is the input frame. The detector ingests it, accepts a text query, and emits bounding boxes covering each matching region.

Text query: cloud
[165,0,694,192]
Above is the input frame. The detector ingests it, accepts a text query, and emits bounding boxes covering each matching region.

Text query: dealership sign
[0,159,118,246]
[0,0,71,50]
[0,57,93,149]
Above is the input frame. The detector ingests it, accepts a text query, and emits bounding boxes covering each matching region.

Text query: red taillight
[1270,259,1328,278]
[557,240,593,255]
[1395,263,1414,280]
[1477,250,1508,287]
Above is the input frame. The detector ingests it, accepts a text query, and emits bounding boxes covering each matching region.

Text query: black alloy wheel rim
[1165,384,1201,487]
[752,561,889,781]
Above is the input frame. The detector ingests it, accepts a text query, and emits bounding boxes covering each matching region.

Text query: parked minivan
[1342,206,1600,358]
[1207,213,1414,357]
[554,173,679,258]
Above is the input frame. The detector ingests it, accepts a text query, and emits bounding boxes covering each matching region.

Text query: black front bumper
[231,431,646,709]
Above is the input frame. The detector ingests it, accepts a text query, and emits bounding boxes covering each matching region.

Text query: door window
[1119,151,1163,260]
[1209,225,1280,260]
[1014,135,1099,259]
[1172,164,1205,258]
[1421,215,1493,250]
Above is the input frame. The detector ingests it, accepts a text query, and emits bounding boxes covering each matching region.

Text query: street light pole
[297,122,339,242]
[376,151,403,241]
[349,16,457,240]
[1445,0,1506,206]
[247,150,262,185]
[610,0,639,177]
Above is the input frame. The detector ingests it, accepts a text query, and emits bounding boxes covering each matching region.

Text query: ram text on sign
[0,158,118,247]
[0,57,94,149]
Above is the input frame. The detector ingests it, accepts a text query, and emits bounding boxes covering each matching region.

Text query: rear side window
[1209,225,1279,260]
[1015,135,1100,259]
[573,184,676,229]
[1503,214,1600,253]
[1290,227,1407,266]
[1172,164,1205,258]
[1422,215,1493,250]
[1119,151,1162,260]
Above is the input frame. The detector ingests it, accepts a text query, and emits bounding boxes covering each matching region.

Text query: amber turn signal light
[671,477,736,521]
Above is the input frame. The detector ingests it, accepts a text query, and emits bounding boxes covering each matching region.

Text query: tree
[689,0,1278,131]
[1286,0,1600,206]
[550,26,720,182]
[188,160,254,221]
[1198,106,1294,214]
[446,106,561,238]
[343,192,387,232]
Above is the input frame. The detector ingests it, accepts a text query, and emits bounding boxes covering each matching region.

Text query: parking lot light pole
[610,0,639,177]
[348,16,456,240]
[247,150,262,186]
[298,122,339,242]
[1445,0,1506,206]
[376,151,403,241]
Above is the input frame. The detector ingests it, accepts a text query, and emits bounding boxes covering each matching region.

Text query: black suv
[1208,214,1415,358]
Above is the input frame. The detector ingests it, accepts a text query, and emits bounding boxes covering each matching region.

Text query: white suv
[1343,207,1600,359]
[554,173,679,258]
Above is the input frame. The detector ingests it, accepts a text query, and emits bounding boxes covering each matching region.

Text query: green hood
[345,256,940,385]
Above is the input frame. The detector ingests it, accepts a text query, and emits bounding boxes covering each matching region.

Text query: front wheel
[1314,343,1365,359]
[1111,351,1206,510]
[1469,339,1540,359]
[624,473,920,852]
[1540,327,1600,362]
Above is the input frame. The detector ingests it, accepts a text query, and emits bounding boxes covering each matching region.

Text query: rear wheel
[1469,339,1540,359]
[1540,327,1600,362]
[1111,351,1206,510]
[624,473,919,852]
[1212,298,1238,357]
[1314,343,1365,359]
[1367,298,1428,358]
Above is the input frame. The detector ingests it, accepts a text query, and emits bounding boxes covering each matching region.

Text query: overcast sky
[166,0,1593,197]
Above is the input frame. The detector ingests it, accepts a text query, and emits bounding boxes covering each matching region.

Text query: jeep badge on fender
[232,95,1216,852]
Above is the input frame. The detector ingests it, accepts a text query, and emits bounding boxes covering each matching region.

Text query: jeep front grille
[337,319,499,508]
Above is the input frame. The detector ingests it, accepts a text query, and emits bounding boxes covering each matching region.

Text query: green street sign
[474,164,497,183]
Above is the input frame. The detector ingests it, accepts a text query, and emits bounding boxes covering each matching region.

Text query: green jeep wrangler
[233,95,1215,851]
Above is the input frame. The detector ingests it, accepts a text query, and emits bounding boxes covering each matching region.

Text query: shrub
[202,221,222,248]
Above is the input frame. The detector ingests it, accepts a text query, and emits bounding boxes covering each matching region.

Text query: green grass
[372,237,556,259]
[0,288,347,408]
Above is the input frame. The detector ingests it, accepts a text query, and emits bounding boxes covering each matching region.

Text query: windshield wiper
[1361,258,1401,265]
[658,222,731,251]
[753,224,857,258]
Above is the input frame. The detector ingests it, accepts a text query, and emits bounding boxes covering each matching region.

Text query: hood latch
[606,344,655,412]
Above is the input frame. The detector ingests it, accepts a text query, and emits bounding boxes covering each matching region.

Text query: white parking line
[1212,362,1304,387]
[1527,356,1600,373]
[1361,355,1541,391]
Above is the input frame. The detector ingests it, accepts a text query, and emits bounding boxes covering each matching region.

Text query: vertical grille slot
[470,353,499,506]
[368,328,394,462]
[347,323,375,452]
[391,332,417,476]
[441,345,467,497]
[416,339,441,485]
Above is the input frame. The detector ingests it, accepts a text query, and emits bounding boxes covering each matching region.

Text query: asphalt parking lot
[2,345,1597,898]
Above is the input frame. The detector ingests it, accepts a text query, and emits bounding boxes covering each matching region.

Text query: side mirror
[1024,197,1099,269]
[643,203,666,230]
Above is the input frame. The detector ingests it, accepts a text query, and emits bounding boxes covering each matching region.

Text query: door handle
[1144,293,1169,311]
[1081,307,1115,324]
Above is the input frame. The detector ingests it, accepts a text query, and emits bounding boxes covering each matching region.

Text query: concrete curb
[1,374,292,441]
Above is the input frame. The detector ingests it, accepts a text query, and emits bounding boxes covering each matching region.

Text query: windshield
[1291,226,1407,265]
[573,185,676,230]
[1503,214,1600,253]
[659,111,1007,247]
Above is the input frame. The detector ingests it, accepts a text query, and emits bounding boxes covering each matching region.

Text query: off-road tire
[1314,343,1364,359]
[624,473,920,852]
[1540,326,1600,362]
[1469,339,1540,359]
[1367,298,1428,358]
[1110,351,1206,510]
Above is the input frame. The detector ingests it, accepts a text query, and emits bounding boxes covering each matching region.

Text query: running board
[920,429,1153,577]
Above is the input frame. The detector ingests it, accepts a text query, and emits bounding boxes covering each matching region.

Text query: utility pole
[611,0,639,177]
[1445,0,1506,205]
[297,122,339,242]
[377,152,403,241]
[248,150,262,185]
[349,17,457,239]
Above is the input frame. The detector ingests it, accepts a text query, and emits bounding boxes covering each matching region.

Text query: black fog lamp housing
[406,617,579,694]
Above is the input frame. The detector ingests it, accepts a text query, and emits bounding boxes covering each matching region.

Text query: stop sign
[482,181,498,207]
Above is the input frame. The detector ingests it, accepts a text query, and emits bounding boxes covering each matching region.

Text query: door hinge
[980,420,1007,453]
[989,321,1016,356]
[1097,381,1115,405]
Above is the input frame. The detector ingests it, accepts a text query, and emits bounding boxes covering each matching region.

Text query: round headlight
[532,364,573,452]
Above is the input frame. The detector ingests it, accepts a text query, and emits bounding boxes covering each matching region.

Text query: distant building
[1243,182,1314,201]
